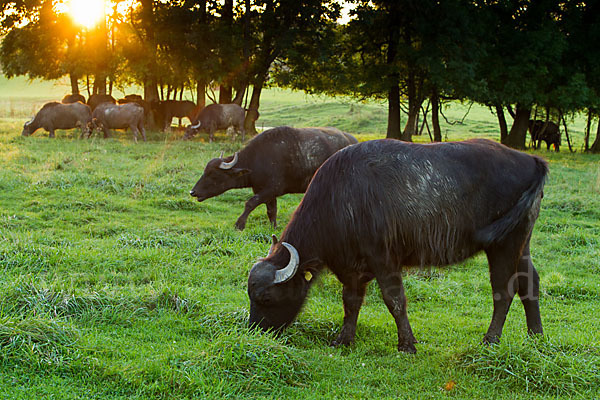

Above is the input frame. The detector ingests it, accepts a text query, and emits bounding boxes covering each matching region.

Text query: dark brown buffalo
[248,139,548,353]
[528,120,561,151]
[189,126,358,230]
[183,103,247,142]
[91,102,146,142]
[61,93,86,104]
[151,100,196,130]
[87,94,117,111]
[22,102,92,138]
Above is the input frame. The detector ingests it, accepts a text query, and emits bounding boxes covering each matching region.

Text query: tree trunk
[244,82,263,135]
[219,0,234,104]
[141,0,159,103]
[401,70,422,142]
[503,103,530,149]
[232,85,247,106]
[69,73,79,95]
[585,109,592,152]
[431,91,441,142]
[591,118,600,153]
[386,84,401,139]
[232,0,251,107]
[495,104,508,143]
[93,76,107,95]
[219,86,232,104]
[196,81,206,109]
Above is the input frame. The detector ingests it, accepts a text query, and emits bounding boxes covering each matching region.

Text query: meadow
[0,77,599,399]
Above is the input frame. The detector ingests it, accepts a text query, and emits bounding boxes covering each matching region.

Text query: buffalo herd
[19,92,552,353]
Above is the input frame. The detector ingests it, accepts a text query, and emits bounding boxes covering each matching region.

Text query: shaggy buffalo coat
[183,103,246,142]
[91,102,146,142]
[22,101,92,138]
[189,126,358,230]
[248,139,548,352]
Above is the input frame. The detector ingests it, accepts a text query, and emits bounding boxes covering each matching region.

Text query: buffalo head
[183,121,201,139]
[189,152,250,202]
[21,118,34,136]
[248,238,311,332]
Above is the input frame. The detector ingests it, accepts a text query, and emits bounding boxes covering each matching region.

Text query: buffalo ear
[268,234,278,256]
[230,167,251,178]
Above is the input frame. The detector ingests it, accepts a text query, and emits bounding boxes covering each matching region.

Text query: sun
[67,0,106,28]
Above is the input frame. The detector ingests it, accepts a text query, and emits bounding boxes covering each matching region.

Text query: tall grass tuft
[457,337,600,397]
[0,316,80,369]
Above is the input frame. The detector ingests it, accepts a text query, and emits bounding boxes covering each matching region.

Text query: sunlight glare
[68,0,105,28]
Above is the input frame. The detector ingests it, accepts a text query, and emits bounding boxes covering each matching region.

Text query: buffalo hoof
[234,220,246,231]
[331,335,353,347]
[398,341,417,354]
[482,334,500,345]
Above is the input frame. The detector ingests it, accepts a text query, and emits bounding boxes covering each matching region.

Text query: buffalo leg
[516,240,543,336]
[375,268,417,353]
[483,242,524,344]
[332,277,371,347]
[139,122,147,142]
[266,198,277,228]
[130,125,139,143]
[48,128,55,138]
[235,192,272,230]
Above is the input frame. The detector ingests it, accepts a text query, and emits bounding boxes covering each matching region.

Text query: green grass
[0,79,599,399]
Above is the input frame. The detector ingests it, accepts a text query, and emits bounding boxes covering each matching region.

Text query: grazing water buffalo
[529,120,561,151]
[152,100,196,130]
[61,93,86,104]
[248,139,548,353]
[87,94,117,111]
[22,102,92,138]
[183,103,248,142]
[91,102,146,142]
[189,126,358,230]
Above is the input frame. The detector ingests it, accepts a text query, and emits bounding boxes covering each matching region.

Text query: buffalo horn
[190,121,201,129]
[219,152,239,170]
[273,242,299,284]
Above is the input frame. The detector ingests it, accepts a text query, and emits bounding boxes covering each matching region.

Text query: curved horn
[219,152,239,170]
[190,121,201,129]
[273,242,299,284]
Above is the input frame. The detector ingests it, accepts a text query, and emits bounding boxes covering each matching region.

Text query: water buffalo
[90,102,146,142]
[118,94,152,120]
[189,126,358,230]
[152,100,196,130]
[248,139,548,353]
[529,120,561,151]
[61,93,86,104]
[183,103,247,142]
[22,101,92,138]
[87,94,117,111]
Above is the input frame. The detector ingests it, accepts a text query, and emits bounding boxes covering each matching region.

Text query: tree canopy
[1,0,599,150]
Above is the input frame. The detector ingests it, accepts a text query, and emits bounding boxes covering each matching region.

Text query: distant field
[0,78,599,399]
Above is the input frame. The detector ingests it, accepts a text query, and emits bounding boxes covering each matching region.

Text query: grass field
[1,77,599,399]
